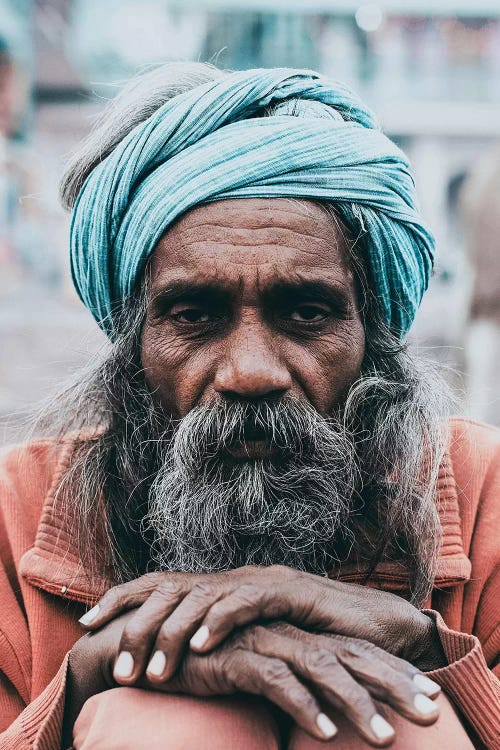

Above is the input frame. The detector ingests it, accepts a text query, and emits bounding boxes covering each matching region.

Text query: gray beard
[49,341,447,605]
[144,398,360,575]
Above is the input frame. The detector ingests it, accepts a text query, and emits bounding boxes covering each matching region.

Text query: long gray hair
[44,63,451,606]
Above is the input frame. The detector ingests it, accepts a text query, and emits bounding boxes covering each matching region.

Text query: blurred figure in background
[0,33,46,284]
[461,145,500,425]
[0,36,16,265]
[0,35,14,134]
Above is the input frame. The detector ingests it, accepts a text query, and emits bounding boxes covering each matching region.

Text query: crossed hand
[76,566,444,746]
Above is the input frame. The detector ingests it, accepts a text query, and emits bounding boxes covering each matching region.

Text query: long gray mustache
[168,398,351,466]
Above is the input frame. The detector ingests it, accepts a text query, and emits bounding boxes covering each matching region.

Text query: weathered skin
[141,198,365,420]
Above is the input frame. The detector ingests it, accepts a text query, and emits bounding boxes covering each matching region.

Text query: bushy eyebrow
[260,279,351,312]
[149,280,238,313]
[149,275,352,314]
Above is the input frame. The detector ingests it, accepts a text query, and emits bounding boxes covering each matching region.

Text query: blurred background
[1,0,500,443]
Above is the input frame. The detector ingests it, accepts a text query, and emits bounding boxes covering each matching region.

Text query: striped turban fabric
[70,68,435,338]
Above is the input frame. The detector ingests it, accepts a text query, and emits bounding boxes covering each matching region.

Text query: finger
[78,573,165,629]
[226,650,338,743]
[318,632,442,699]
[247,626,396,747]
[189,582,278,652]
[146,580,225,681]
[291,630,440,717]
[336,642,439,726]
[112,577,196,684]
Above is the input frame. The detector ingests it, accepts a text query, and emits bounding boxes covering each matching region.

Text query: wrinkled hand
[81,566,445,681]
[123,620,440,746]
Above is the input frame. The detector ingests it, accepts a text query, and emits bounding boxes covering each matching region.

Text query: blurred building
[1,0,500,440]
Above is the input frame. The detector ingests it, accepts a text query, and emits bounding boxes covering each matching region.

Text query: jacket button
[61,585,68,594]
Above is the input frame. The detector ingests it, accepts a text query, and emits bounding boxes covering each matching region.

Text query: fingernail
[114,651,134,679]
[147,650,166,677]
[413,674,441,697]
[190,625,210,649]
[78,604,100,625]
[370,714,395,741]
[316,712,338,739]
[414,693,438,716]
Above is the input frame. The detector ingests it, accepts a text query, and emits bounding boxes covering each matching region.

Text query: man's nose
[213,323,292,400]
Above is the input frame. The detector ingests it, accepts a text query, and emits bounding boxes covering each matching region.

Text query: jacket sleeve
[425,420,500,750]
[0,442,74,749]
[423,609,500,750]
[0,655,70,750]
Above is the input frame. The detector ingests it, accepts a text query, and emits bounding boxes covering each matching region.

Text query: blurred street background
[1,0,500,442]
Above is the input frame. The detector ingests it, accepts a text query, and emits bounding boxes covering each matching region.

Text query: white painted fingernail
[413,674,441,696]
[78,604,100,625]
[114,651,134,679]
[370,714,395,740]
[147,650,166,677]
[190,625,210,649]
[316,713,338,739]
[414,693,438,716]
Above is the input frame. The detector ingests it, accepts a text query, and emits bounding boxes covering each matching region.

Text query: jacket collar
[19,441,472,606]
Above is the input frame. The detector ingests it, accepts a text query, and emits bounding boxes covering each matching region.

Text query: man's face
[141,198,365,452]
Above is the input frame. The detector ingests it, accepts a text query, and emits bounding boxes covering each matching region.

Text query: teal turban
[70,68,435,338]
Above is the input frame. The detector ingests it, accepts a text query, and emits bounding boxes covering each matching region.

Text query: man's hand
[63,611,133,747]
[164,621,442,745]
[80,566,446,682]
[68,613,441,747]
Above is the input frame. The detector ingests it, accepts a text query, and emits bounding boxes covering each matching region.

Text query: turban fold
[70,68,435,337]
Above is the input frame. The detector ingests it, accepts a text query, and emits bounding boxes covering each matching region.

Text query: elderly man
[0,64,498,750]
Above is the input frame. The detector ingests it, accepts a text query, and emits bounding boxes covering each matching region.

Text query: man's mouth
[225,438,278,460]
[225,425,279,460]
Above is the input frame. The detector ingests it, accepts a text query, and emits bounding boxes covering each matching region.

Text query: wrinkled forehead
[148,198,356,293]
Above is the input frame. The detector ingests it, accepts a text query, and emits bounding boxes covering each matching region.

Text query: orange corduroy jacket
[0,418,498,750]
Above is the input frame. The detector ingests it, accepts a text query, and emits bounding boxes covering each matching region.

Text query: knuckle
[100,584,126,605]
[191,580,218,598]
[261,659,292,687]
[156,621,179,644]
[140,572,162,586]
[344,688,373,716]
[207,598,228,618]
[120,623,148,650]
[145,572,162,581]
[213,651,247,691]
[304,647,338,673]
[338,643,365,661]
[102,574,162,607]
[236,582,262,602]
[250,624,269,641]
[155,578,184,598]
[238,624,267,649]
[203,657,229,691]
[383,670,414,698]
[337,638,380,663]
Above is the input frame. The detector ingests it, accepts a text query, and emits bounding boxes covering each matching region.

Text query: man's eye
[169,306,211,323]
[289,304,330,323]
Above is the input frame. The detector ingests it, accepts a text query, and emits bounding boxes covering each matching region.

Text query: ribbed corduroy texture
[0,419,498,748]
[70,68,435,337]
[425,611,500,749]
